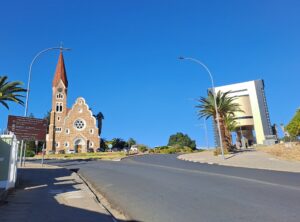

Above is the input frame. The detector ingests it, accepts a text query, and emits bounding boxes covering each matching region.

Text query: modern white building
[214,79,273,145]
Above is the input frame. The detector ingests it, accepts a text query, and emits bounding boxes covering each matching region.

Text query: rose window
[74,119,85,130]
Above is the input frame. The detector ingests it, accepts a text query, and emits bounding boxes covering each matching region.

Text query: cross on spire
[60,41,64,52]
[52,51,68,87]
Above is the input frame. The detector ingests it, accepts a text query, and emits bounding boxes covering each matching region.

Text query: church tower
[46,52,68,152]
[46,51,100,154]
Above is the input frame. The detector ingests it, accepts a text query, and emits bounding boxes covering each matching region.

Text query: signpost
[108,144,113,152]
[7,115,47,166]
[7,115,47,141]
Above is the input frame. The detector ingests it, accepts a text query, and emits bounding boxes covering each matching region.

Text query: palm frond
[0,76,26,109]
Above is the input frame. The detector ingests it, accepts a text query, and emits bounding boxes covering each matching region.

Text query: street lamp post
[24,46,71,117]
[20,46,71,167]
[203,118,209,149]
[179,57,225,159]
[195,118,209,149]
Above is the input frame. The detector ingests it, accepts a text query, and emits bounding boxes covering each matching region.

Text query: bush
[25,150,35,157]
[213,148,229,156]
[149,146,194,154]
[138,145,148,153]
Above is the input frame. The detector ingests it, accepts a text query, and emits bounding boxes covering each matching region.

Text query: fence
[0,132,19,190]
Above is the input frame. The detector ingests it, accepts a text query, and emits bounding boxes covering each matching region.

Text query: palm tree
[0,76,27,109]
[224,114,238,145]
[93,112,104,136]
[196,91,242,152]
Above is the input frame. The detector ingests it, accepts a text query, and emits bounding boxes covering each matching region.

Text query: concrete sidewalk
[178,149,300,173]
[0,163,114,222]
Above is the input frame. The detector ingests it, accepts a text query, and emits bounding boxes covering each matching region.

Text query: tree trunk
[216,117,230,153]
[224,126,233,149]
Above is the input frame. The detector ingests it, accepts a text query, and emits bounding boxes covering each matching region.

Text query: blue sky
[1,0,300,147]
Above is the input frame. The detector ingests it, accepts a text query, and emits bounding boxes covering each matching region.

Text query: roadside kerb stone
[76,171,129,221]
[178,150,300,173]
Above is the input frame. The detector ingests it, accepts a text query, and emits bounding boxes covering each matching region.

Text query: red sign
[7,115,47,141]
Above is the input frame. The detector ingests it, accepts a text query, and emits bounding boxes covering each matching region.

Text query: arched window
[56,103,63,113]
[56,93,64,99]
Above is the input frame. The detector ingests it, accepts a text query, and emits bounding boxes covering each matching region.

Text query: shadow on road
[0,167,140,222]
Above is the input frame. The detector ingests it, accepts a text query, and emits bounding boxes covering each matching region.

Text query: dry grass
[33,152,126,160]
[257,143,300,161]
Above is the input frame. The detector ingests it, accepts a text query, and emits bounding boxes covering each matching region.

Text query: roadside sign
[7,115,47,141]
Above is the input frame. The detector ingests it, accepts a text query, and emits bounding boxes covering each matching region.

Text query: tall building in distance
[46,52,100,153]
[214,79,273,145]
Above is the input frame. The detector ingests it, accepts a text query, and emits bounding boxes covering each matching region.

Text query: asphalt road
[42,155,300,222]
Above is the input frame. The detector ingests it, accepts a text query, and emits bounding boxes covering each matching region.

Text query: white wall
[0,133,18,190]
[214,80,272,144]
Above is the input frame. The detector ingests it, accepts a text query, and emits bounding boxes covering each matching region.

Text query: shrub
[149,145,194,154]
[25,150,35,157]
[138,145,148,153]
[213,148,229,156]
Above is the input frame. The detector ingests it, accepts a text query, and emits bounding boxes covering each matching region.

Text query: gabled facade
[46,52,99,153]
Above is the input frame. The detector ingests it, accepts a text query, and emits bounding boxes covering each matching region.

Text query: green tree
[94,112,104,136]
[286,109,300,138]
[224,114,238,144]
[111,138,126,149]
[0,76,27,109]
[44,110,51,133]
[196,91,242,152]
[137,145,148,153]
[168,132,196,150]
[100,138,108,150]
[127,138,136,147]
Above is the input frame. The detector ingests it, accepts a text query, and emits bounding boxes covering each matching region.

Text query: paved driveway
[43,154,300,222]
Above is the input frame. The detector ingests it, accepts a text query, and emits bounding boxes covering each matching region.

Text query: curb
[177,156,219,165]
[177,156,300,173]
[74,171,130,221]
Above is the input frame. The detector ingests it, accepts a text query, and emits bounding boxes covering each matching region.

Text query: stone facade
[46,52,99,153]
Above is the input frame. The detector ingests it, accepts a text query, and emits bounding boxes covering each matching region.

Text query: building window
[56,93,64,99]
[74,119,86,130]
[78,108,83,113]
[65,128,70,134]
[55,127,62,132]
[56,103,63,112]
[90,142,94,147]
[55,142,60,148]
[64,142,69,147]
[90,129,94,134]
[57,116,61,121]
[79,99,83,105]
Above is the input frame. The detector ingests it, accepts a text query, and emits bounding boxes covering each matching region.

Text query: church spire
[53,52,68,87]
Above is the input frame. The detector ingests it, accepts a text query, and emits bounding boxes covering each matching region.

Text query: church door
[74,138,85,153]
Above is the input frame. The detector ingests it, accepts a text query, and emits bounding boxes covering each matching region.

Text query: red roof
[52,52,68,87]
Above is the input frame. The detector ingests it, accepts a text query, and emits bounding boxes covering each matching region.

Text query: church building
[46,52,100,154]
